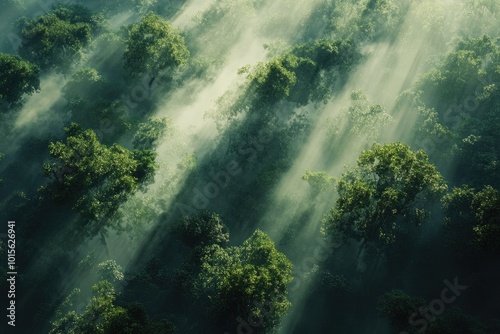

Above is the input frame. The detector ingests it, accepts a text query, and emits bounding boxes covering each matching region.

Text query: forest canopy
[0,1,499,333]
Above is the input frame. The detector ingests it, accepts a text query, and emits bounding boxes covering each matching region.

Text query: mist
[1,0,499,333]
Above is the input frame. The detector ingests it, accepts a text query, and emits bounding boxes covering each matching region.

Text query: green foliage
[459,0,500,37]
[326,90,393,142]
[356,0,402,41]
[133,117,173,150]
[377,289,425,333]
[173,211,230,247]
[87,32,127,76]
[97,260,125,283]
[293,38,358,72]
[378,290,489,334]
[63,68,108,101]
[17,5,106,72]
[455,107,500,187]
[43,123,157,236]
[75,0,183,17]
[62,68,128,143]
[0,0,23,16]
[426,306,490,334]
[49,280,117,334]
[50,260,173,334]
[0,152,4,184]
[251,54,299,103]
[73,0,127,16]
[409,35,500,185]
[66,99,130,144]
[301,169,336,192]
[323,142,447,247]
[244,38,359,107]
[415,36,499,110]
[345,91,392,137]
[123,13,189,80]
[442,185,500,253]
[195,229,293,332]
[131,149,158,186]
[103,303,175,334]
[0,53,40,106]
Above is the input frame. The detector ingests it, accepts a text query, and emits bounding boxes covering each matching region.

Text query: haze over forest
[0,0,499,333]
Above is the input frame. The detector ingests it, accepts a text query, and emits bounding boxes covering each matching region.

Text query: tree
[17,4,105,72]
[323,142,447,248]
[326,90,393,142]
[301,169,336,193]
[442,185,500,254]
[414,35,499,111]
[0,53,39,106]
[250,54,299,104]
[42,123,157,237]
[103,303,175,334]
[132,117,174,150]
[97,260,125,283]
[0,152,3,184]
[123,13,189,82]
[194,229,293,333]
[408,35,500,174]
[172,211,230,247]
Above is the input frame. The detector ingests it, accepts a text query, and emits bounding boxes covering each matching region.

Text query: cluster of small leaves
[378,289,490,334]
[42,123,157,237]
[98,260,125,283]
[0,53,40,106]
[442,185,500,254]
[124,13,189,80]
[326,90,393,142]
[172,211,230,248]
[133,117,174,150]
[245,38,359,107]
